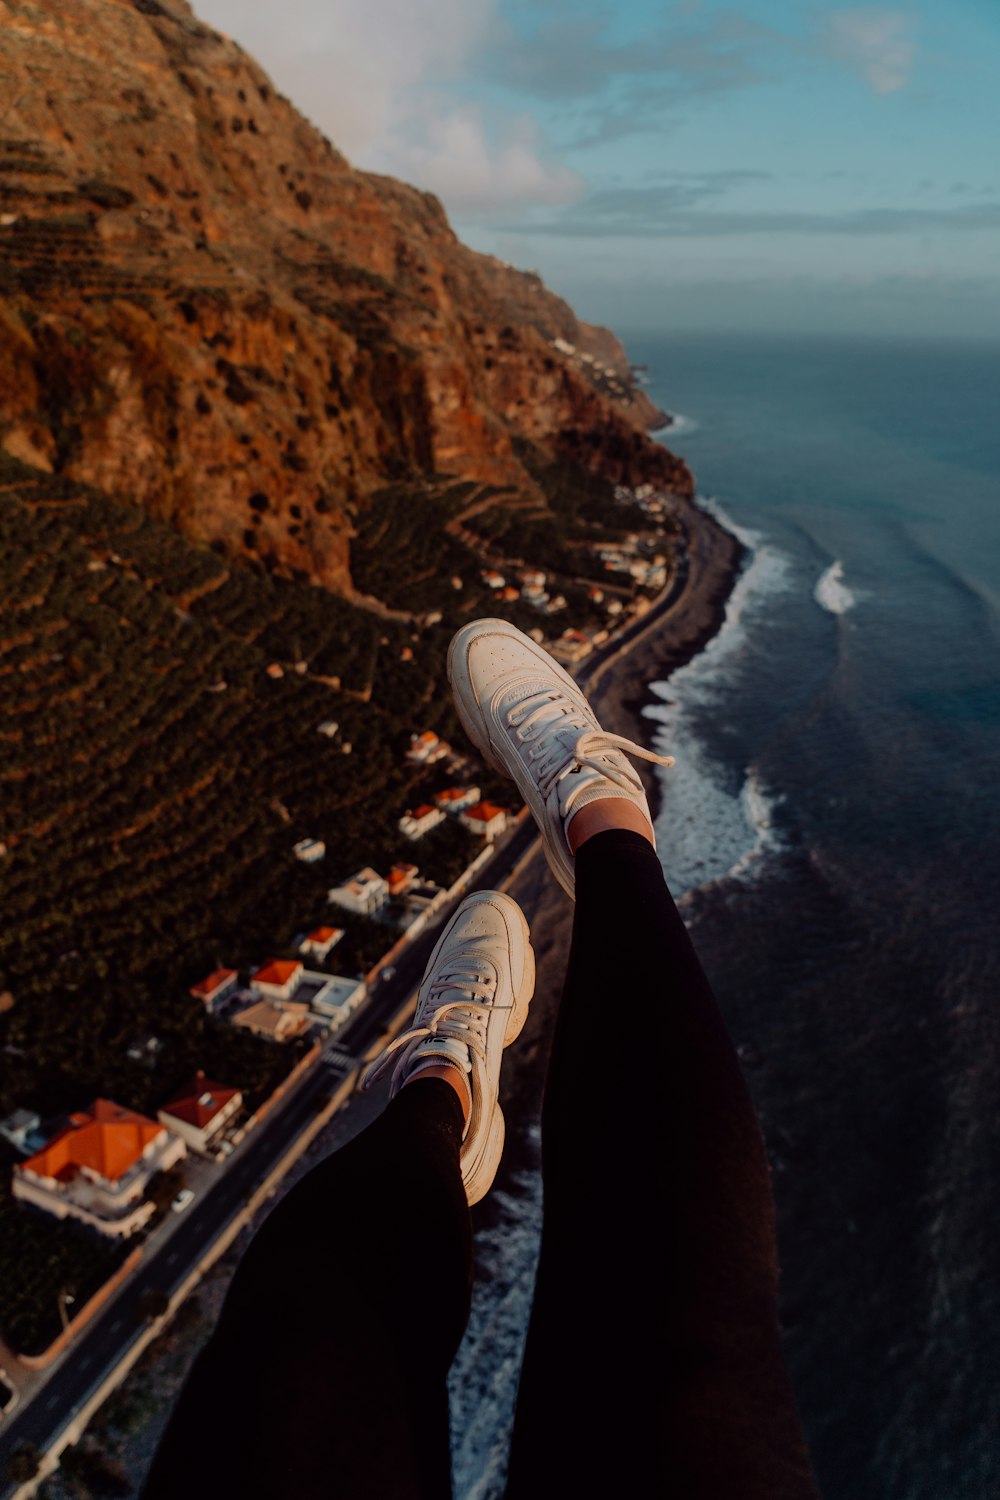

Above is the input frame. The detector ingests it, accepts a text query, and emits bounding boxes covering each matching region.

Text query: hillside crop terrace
[0,447,676,1353]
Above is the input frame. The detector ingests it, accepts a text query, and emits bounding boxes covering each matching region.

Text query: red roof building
[299,925,345,960]
[252,959,303,1001]
[387,862,419,896]
[434,785,480,812]
[189,968,239,1013]
[13,1099,186,1237]
[158,1073,243,1154]
[459,801,508,841]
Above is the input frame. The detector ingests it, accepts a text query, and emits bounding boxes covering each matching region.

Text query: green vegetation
[0,1138,129,1354]
[0,437,671,1352]
[6,1446,41,1485]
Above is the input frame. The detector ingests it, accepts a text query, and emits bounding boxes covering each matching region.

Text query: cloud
[195,0,577,213]
[824,9,917,95]
[390,106,582,212]
[502,188,1000,239]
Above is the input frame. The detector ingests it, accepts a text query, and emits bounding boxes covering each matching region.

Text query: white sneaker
[361,890,534,1206]
[447,618,673,898]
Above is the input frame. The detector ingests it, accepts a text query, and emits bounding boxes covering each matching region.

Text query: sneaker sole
[458,892,535,1206]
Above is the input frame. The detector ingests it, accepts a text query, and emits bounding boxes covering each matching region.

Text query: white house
[231,999,310,1043]
[158,1074,242,1155]
[307,975,367,1031]
[406,730,450,765]
[387,862,419,898]
[298,925,345,961]
[12,1100,186,1238]
[550,630,593,666]
[434,786,480,815]
[520,569,546,591]
[317,720,339,739]
[459,802,509,842]
[399,804,445,841]
[328,867,388,917]
[189,968,239,1014]
[251,960,304,1003]
[293,838,326,864]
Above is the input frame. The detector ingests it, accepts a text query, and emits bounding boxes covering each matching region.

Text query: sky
[195,0,1000,339]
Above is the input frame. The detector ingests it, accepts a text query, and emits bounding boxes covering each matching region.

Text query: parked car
[171,1188,195,1213]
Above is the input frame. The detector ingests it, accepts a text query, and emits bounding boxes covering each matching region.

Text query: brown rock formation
[0,0,691,591]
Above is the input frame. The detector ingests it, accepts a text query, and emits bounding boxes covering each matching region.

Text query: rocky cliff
[0,0,690,593]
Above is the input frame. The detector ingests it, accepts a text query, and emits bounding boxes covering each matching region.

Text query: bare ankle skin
[567,797,656,855]
[401,1063,471,1125]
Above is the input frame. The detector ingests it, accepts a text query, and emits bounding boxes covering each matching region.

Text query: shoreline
[494,495,746,1129]
[584,498,745,826]
[25,503,747,1490]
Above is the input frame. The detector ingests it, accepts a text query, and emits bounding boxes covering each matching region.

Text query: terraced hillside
[0,445,664,1111]
[0,0,691,596]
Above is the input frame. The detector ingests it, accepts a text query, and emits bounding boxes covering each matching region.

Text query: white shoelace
[361,965,508,1090]
[507,689,675,802]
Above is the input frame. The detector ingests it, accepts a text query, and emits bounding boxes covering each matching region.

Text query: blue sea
[451,334,1000,1500]
[641,333,1000,1498]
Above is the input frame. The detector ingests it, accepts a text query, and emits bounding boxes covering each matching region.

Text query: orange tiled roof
[307,926,342,943]
[20,1100,162,1184]
[189,967,237,999]
[411,804,437,819]
[254,959,302,987]
[435,787,465,804]
[465,801,505,822]
[161,1073,240,1129]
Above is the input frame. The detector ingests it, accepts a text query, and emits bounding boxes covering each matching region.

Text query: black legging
[142,830,819,1498]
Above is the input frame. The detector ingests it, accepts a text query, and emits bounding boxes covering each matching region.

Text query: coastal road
[0,1050,352,1479]
[0,547,694,1482]
[0,822,539,1485]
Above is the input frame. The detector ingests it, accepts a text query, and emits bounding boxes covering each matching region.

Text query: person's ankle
[566,797,656,855]
[401,1061,471,1125]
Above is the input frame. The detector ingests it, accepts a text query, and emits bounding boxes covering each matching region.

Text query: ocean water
[450,334,999,1500]
[638,334,1000,1499]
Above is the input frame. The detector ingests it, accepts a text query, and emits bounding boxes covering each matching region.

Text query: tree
[6,1444,40,1483]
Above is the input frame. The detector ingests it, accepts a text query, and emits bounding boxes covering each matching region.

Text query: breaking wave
[645,496,792,895]
[814,559,857,615]
[654,411,699,438]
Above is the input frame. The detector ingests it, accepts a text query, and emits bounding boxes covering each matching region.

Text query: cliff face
[0,0,690,592]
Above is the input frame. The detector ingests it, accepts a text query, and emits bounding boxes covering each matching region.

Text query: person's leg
[141,1078,469,1500]
[506,821,819,1498]
[142,886,533,1500]
[445,618,816,1497]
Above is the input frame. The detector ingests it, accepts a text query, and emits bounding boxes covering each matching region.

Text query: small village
[0,737,514,1250]
[0,475,680,1364]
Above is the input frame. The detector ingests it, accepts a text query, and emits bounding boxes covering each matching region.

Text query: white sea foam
[449,1125,543,1500]
[646,495,791,895]
[814,559,857,615]
[653,411,699,438]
